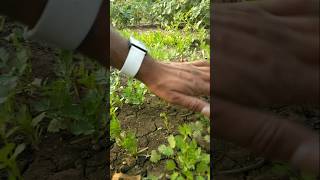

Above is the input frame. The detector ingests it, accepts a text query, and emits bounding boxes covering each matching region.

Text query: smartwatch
[120,36,148,77]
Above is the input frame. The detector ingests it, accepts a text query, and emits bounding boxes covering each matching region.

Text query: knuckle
[167,94,181,104]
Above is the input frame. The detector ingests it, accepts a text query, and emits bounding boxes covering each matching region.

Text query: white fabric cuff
[25,0,103,50]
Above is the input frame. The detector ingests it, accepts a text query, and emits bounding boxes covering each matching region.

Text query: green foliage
[41,51,107,136]
[0,143,25,180]
[158,144,174,157]
[120,29,209,61]
[160,112,171,130]
[111,0,209,31]
[110,104,139,156]
[111,0,154,29]
[166,159,176,171]
[150,150,161,163]
[120,131,138,156]
[150,122,210,179]
[120,78,147,105]
[15,105,45,148]
[151,0,209,30]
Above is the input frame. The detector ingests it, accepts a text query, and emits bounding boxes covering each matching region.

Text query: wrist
[135,56,161,85]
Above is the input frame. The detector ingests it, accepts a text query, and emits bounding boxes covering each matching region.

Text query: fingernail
[201,105,210,117]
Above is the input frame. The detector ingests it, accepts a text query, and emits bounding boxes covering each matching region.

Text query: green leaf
[150,150,161,163]
[165,159,176,171]
[167,135,176,148]
[196,176,205,180]
[70,119,95,135]
[31,112,46,127]
[47,119,67,133]
[110,116,121,139]
[170,172,179,180]
[82,89,102,116]
[0,143,15,161]
[178,124,192,138]
[201,154,210,164]
[12,144,26,159]
[5,127,19,139]
[121,132,138,155]
[158,144,174,157]
[183,171,193,180]
[196,161,208,174]
[176,175,185,180]
[174,135,185,150]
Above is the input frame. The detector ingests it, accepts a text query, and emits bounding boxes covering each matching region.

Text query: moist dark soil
[21,132,107,180]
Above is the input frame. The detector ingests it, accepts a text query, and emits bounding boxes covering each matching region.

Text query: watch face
[130,36,148,52]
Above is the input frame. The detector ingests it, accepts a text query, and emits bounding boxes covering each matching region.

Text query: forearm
[109,27,158,84]
[0,0,157,83]
[0,0,108,66]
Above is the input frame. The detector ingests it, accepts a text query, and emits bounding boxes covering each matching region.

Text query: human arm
[212,0,319,173]
[0,0,210,115]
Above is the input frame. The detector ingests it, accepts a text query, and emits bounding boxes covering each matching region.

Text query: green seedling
[0,143,25,180]
[110,107,139,156]
[160,112,171,131]
[121,78,147,106]
[15,105,45,148]
[150,122,210,179]
[120,29,209,61]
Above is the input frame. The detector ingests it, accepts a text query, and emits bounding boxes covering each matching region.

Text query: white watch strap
[120,46,146,77]
[25,0,102,50]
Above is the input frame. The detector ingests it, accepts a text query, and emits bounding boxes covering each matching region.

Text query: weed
[120,78,147,106]
[0,143,25,180]
[149,122,210,179]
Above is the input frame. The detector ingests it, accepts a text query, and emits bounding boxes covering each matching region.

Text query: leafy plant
[150,122,210,179]
[110,106,139,156]
[15,105,45,148]
[160,112,171,131]
[0,143,25,180]
[120,78,147,106]
[151,0,209,30]
[41,51,107,136]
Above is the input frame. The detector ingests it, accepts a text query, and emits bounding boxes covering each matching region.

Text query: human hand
[213,0,319,107]
[136,58,210,117]
[212,0,319,174]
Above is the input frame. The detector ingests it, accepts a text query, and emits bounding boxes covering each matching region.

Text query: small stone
[120,164,130,173]
[136,155,147,167]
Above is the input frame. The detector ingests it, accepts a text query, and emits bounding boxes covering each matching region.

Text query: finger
[190,60,210,67]
[170,92,210,117]
[213,98,319,173]
[257,0,319,16]
[201,105,210,118]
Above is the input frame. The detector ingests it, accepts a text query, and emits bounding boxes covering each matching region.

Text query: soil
[110,95,207,177]
[20,132,107,180]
